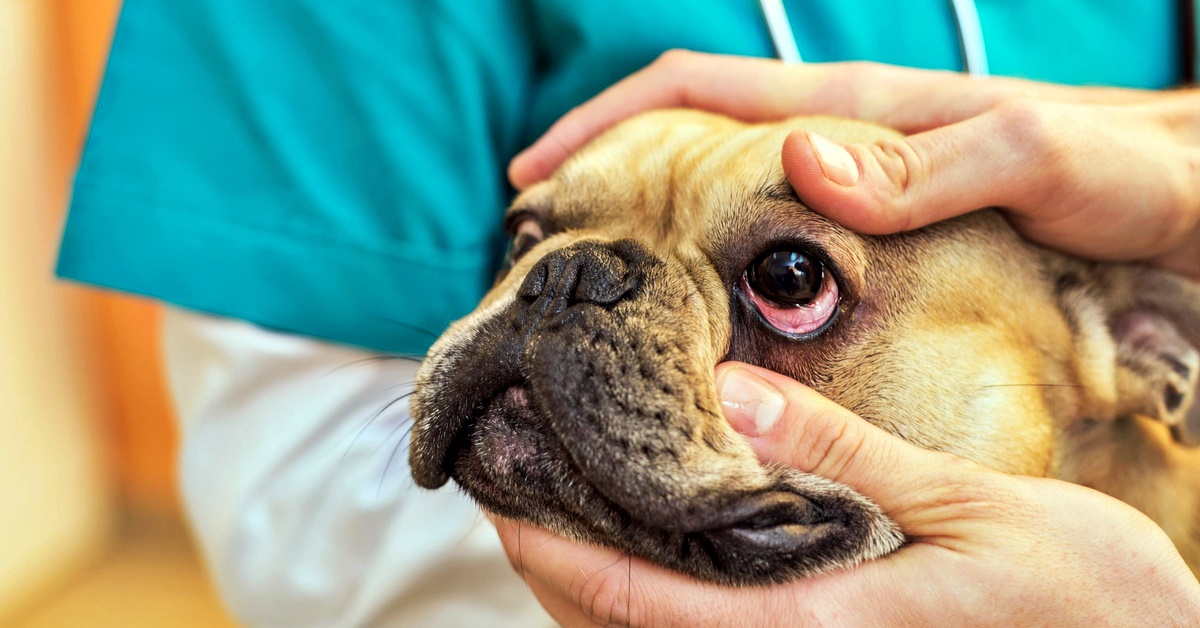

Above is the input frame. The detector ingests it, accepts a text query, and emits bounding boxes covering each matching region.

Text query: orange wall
[47,0,181,516]
[0,1,123,617]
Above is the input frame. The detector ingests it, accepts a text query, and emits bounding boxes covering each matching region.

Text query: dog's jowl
[409,111,1200,585]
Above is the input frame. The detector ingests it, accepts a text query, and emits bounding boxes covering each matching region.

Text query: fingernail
[717,368,785,436]
[807,132,860,186]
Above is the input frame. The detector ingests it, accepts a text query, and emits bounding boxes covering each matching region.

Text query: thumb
[781,115,1027,234]
[714,362,972,517]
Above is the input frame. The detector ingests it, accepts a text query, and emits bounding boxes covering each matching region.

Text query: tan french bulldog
[409,110,1200,585]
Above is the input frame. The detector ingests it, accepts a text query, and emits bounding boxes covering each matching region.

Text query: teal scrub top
[57,0,1192,355]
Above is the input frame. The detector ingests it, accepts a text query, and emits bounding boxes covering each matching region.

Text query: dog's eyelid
[515,220,545,241]
[503,207,553,238]
[503,210,537,235]
[753,239,837,274]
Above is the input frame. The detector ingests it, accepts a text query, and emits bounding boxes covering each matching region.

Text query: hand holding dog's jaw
[712,363,952,521]
[491,366,1200,628]
[509,51,1200,279]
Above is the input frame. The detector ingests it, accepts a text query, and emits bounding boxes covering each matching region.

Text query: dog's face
[410,111,1200,584]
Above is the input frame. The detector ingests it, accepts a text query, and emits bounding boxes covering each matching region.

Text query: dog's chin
[433,379,891,585]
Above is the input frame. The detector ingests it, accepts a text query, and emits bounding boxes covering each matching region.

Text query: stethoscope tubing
[758,0,1199,83]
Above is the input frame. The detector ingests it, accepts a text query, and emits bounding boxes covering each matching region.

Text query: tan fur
[411,110,1200,582]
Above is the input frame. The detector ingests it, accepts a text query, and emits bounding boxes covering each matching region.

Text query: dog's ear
[1063,263,1200,445]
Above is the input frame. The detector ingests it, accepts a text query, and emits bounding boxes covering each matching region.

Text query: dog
[408,110,1200,585]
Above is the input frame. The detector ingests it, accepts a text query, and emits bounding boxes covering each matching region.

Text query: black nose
[516,241,639,318]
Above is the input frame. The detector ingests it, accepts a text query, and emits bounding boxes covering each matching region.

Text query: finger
[507,57,1063,190]
[780,110,1034,235]
[524,578,601,628]
[507,55,983,189]
[492,515,940,626]
[492,515,862,627]
[713,362,973,515]
[493,517,694,627]
[490,518,601,626]
[508,51,808,189]
[784,98,1200,264]
[507,54,987,189]
[508,51,1158,191]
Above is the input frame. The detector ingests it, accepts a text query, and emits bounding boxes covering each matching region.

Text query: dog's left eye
[502,219,545,270]
[742,248,839,336]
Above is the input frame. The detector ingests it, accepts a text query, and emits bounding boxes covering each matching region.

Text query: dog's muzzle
[409,239,893,584]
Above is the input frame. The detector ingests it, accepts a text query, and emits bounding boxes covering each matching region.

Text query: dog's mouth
[416,370,856,584]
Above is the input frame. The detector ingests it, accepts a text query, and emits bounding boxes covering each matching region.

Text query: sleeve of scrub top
[164,308,552,627]
[58,0,537,356]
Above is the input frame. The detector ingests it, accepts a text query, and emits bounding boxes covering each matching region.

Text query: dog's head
[409,110,1200,585]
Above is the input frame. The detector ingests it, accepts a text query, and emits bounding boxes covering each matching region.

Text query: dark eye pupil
[750,250,823,306]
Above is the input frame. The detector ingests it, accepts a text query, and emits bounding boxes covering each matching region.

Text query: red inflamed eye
[742,248,839,336]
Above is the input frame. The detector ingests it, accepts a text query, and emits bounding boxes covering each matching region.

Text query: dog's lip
[411,362,527,489]
[438,380,532,479]
[456,384,543,477]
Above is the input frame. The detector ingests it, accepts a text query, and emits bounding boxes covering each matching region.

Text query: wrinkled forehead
[508,112,903,253]
[510,112,792,243]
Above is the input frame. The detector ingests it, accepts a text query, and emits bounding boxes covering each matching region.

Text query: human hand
[508,51,1200,279]
[491,362,1200,627]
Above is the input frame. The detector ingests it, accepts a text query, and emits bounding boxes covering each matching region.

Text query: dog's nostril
[574,257,634,305]
[518,242,638,308]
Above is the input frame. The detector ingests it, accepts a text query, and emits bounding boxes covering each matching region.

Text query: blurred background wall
[1,1,227,624]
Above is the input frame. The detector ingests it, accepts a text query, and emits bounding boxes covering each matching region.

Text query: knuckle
[978,83,1041,113]
[655,48,694,70]
[838,60,878,84]
[986,99,1087,200]
[797,409,868,479]
[650,49,698,106]
[990,99,1067,166]
[863,139,928,226]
